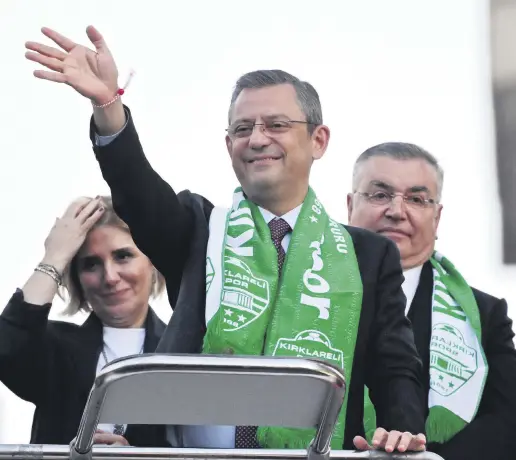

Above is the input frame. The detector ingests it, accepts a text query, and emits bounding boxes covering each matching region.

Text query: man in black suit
[25,26,426,452]
[347,141,516,460]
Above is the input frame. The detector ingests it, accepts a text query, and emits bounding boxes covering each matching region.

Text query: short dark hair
[228,69,322,134]
[352,142,444,200]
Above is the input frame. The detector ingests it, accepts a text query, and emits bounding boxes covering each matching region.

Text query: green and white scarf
[363,251,488,444]
[203,187,363,449]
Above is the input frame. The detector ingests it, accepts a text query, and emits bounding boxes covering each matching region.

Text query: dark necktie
[234,217,291,449]
[267,218,291,273]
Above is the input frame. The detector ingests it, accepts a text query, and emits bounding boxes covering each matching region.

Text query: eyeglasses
[226,120,312,139]
[355,191,437,209]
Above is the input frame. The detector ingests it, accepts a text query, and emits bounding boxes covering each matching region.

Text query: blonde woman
[0,196,166,445]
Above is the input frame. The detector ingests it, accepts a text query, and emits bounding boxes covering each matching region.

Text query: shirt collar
[259,204,302,230]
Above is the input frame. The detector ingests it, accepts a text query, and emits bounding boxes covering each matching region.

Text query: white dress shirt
[401,265,423,315]
[96,327,145,434]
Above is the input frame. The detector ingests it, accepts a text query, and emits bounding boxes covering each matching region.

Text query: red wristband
[92,70,135,109]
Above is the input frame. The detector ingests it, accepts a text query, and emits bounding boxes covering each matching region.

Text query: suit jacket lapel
[143,307,166,352]
[75,313,103,399]
[124,308,168,448]
[156,193,209,355]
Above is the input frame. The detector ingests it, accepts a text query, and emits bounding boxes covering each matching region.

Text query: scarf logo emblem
[429,323,478,396]
[220,256,270,331]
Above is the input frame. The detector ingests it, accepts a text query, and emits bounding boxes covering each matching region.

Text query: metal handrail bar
[0,444,445,460]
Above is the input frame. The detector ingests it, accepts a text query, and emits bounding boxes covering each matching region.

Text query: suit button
[223,347,234,355]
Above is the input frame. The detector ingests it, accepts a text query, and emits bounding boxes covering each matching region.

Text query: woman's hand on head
[42,197,105,273]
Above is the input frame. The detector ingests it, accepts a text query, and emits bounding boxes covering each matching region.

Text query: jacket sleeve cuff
[1,289,52,330]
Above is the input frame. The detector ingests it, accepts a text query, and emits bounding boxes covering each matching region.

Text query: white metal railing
[0,354,443,460]
[0,444,445,460]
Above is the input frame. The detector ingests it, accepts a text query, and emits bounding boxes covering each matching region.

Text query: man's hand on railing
[353,428,426,453]
[92,430,130,446]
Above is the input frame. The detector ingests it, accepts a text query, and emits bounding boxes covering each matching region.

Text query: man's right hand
[26,26,117,105]
[25,26,127,135]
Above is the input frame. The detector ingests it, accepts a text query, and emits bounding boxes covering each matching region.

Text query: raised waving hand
[26,26,118,105]
[26,26,126,133]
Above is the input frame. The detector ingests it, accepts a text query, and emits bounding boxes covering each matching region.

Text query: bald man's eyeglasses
[355,191,437,209]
